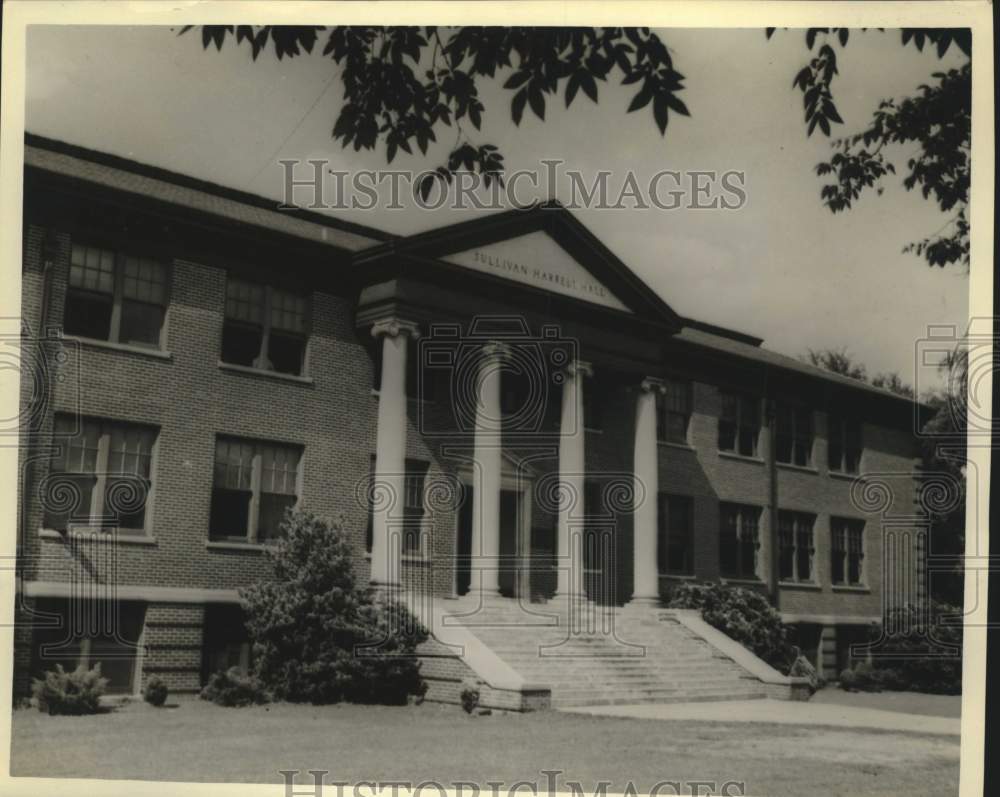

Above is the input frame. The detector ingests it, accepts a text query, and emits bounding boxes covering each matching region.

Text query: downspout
[764,366,780,611]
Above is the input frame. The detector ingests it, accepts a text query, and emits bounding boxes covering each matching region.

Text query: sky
[24,25,970,387]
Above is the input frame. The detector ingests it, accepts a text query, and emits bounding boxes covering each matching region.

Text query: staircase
[438,596,768,708]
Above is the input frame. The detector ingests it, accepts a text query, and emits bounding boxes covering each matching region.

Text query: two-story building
[14,134,932,704]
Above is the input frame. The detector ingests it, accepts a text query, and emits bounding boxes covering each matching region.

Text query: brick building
[14,134,932,703]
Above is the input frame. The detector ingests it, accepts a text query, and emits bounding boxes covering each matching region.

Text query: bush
[200,667,270,707]
[837,603,963,695]
[143,676,169,707]
[31,663,108,715]
[666,582,796,672]
[788,653,824,694]
[460,679,481,714]
[239,508,429,705]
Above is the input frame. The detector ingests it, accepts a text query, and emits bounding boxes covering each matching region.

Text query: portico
[355,202,684,608]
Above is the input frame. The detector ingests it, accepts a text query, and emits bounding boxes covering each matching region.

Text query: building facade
[14,135,931,698]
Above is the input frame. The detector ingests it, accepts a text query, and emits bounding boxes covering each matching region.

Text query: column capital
[639,376,666,394]
[371,317,421,341]
[565,359,593,379]
[481,341,511,361]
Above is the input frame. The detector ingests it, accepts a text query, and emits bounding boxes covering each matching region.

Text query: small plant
[31,663,108,715]
[200,667,270,707]
[143,675,169,707]
[460,678,481,714]
[788,654,824,694]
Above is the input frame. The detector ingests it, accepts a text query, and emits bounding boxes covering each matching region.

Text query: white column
[632,377,663,604]
[469,342,507,598]
[370,318,419,587]
[555,360,591,598]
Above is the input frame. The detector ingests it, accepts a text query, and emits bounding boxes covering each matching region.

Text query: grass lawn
[810,687,962,718]
[10,698,959,796]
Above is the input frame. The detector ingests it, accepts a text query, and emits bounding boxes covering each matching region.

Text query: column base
[625,595,662,608]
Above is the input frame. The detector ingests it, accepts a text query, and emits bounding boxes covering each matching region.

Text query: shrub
[666,582,795,672]
[31,663,108,715]
[876,603,963,694]
[837,603,963,695]
[240,508,429,705]
[143,676,169,707]
[788,654,824,694]
[460,679,481,714]
[199,667,270,707]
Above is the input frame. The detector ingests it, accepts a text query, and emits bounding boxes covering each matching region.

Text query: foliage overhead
[183,26,689,200]
[769,28,971,268]
[184,25,971,267]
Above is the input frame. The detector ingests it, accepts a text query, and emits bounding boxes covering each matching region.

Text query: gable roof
[22,133,929,413]
[354,201,684,330]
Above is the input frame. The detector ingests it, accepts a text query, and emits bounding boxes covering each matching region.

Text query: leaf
[838,28,849,46]
[511,88,527,126]
[653,95,668,134]
[504,71,531,90]
[665,93,690,116]
[528,86,545,120]
[565,73,581,107]
[627,84,653,112]
[580,71,598,102]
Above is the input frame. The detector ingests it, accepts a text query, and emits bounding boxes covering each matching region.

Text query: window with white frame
[778,510,816,583]
[718,392,760,457]
[719,502,761,579]
[44,414,157,535]
[776,404,814,467]
[657,379,692,444]
[209,437,301,543]
[64,243,168,347]
[221,276,308,376]
[828,416,863,474]
[831,517,865,585]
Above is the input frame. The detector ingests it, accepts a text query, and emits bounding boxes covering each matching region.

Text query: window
[365,458,428,555]
[719,502,761,579]
[30,598,145,695]
[828,416,863,474]
[776,404,814,467]
[402,460,429,554]
[221,277,308,376]
[657,379,691,444]
[44,415,156,535]
[832,517,865,585]
[718,392,760,456]
[582,379,603,431]
[64,243,168,347]
[658,494,694,575]
[778,511,816,583]
[209,437,301,543]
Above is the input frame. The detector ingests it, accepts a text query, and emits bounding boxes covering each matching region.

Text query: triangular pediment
[357,203,682,328]
[441,230,631,312]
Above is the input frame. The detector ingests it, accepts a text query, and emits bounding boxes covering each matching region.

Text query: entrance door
[498,489,521,598]
[454,485,527,599]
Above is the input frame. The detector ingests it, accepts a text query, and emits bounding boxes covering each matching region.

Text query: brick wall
[16,198,922,695]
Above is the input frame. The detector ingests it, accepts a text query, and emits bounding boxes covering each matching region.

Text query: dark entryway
[455,483,531,599]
